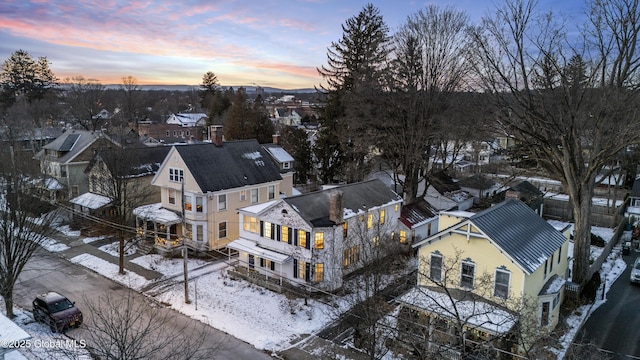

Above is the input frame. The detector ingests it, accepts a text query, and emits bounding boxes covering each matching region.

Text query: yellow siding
[438,214,467,230]
[417,232,525,301]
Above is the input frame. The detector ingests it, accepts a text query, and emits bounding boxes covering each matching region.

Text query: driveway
[575,251,640,359]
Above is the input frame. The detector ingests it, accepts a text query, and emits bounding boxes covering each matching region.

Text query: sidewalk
[47,229,164,281]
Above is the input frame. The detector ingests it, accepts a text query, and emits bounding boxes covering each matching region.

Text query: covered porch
[227,238,291,286]
[133,203,183,257]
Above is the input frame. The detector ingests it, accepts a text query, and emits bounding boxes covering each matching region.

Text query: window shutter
[276,225,281,241]
[260,221,264,237]
[294,229,298,246]
[288,229,292,244]
[305,232,311,249]
[293,259,298,278]
[305,262,311,282]
[270,261,275,271]
[271,223,275,240]
[260,258,264,267]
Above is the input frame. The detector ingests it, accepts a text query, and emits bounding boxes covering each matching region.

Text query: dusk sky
[1,0,587,90]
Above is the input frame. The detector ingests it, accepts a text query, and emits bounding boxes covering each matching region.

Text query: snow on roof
[133,203,181,224]
[0,312,31,347]
[70,192,112,210]
[239,200,279,214]
[398,287,516,335]
[241,151,265,166]
[441,210,475,218]
[265,146,294,163]
[227,238,290,263]
[544,192,624,207]
[43,177,64,190]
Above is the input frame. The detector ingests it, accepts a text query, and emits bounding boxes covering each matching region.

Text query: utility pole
[181,178,190,304]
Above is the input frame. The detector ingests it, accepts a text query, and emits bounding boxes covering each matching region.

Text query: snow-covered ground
[3,222,630,359]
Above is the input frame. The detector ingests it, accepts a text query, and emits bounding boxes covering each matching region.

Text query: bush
[590,233,605,247]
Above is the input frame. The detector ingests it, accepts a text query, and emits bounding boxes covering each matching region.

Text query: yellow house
[134,139,294,256]
[398,199,569,352]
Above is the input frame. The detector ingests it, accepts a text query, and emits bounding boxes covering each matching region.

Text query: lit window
[281,226,289,242]
[251,188,259,203]
[379,210,385,224]
[169,167,183,182]
[395,204,399,212]
[243,215,259,233]
[494,269,510,299]
[264,222,272,238]
[372,236,379,247]
[184,195,192,211]
[315,263,324,282]
[195,196,203,212]
[268,185,275,200]
[367,214,373,229]
[314,232,324,249]
[168,189,176,205]
[430,254,442,282]
[461,261,475,289]
[343,222,348,237]
[399,230,407,244]
[240,190,247,202]
[218,194,227,211]
[298,230,307,248]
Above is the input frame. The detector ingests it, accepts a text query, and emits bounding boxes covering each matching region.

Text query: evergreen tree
[315,3,391,183]
[280,126,314,184]
[0,49,57,110]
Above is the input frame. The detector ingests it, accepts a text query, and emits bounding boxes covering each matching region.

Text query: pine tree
[0,49,57,109]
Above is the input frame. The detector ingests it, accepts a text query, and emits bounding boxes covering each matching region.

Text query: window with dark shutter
[270,261,275,271]
[260,258,265,267]
[260,221,264,237]
[293,259,298,278]
[305,232,311,249]
[276,225,281,241]
[305,262,311,282]
[294,229,298,246]
[271,223,275,240]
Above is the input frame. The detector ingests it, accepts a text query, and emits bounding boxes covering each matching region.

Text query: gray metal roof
[284,179,402,227]
[469,199,566,274]
[174,140,283,192]
[400,199,438,229]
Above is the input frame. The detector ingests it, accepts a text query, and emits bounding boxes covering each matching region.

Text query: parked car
[631,257,640,284]
[32,291,83,332]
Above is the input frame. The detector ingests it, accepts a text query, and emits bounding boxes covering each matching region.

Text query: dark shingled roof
[174,140,282,192]
[89,146,171,177]
[400,199,438,229]
[458,174,495,190]
[284,179,402,227]
[469,199,566,274]
[428,171,460,194]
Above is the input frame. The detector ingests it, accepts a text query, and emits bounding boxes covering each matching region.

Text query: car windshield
[635,262,640,270]
[47,299,74,313]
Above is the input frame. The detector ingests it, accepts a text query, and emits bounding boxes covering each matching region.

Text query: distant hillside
[103,84,316,93]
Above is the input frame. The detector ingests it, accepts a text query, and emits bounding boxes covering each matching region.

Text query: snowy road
[13,247,272,360]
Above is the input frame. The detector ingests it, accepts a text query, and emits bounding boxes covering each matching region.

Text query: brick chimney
[210,125,224,147]
[328,190,344,224]
[272,133,280,145]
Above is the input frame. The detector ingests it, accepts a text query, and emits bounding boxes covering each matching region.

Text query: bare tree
[83,290,223,360]
[0,148,59,318]
[120,75,141,131]
[470,0,640,285]
[64,76,106,131]
[337,211,409,360]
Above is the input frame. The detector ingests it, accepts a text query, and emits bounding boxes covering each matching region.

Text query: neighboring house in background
[493,180,545,215]
[228,179,403,291]
[137,123,206,144]
[134,136,294,256]
[165,113,207,127]
[69,146,171,235]
[457,174,500,204]
[398,199,439,246]
[263,135,295,195]
[398,199,569,355]
[625,177,640,226]
[424,171,474,211]
[0,126,64,153]
[35,130,120,199]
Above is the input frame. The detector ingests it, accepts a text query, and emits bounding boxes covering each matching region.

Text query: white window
[250,188,259,204]
[169,167,183,182]
[268,185,276,200]
[218,194,227,211]
[240,190,247,202]
[283,162,291,169]
[460,261,475,289]
[430,254,443,282]
[184,195,192,211]
[195,196,203,212]
[168,189,176,205]
[218,222,227,239]
[494,269,510,299]
[196,225,204,242]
